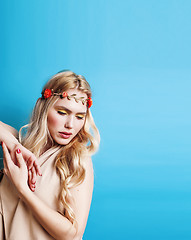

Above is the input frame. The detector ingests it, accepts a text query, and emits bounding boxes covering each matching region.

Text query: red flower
[87,97,93,108]
[62,92,68,98]
[43,89,52,99]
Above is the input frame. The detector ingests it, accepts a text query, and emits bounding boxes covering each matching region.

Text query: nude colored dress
[0,146,72,240]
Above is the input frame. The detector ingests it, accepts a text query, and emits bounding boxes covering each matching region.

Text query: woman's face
[47,89,87,145]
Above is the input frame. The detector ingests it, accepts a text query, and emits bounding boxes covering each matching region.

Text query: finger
[2,157,8,177]
[26,155,33,170]
[25,152,42,177]
[10,150,17,165]
[3,151,8,170]
[15,148,25,168]
[33,160,42,176]
[27,154,42,177]
[3,168,8,175]
[28,170,35,192]
[31,166,37,184]
[18,146,34,169]
[28,169,31,181]
[2,142,14,170]
[3,158,8,175]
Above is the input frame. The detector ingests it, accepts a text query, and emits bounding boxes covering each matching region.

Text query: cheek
[75,120,85,133]
[47,112,60,129]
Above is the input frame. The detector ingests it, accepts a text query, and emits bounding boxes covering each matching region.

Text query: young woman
[0,71,100,240]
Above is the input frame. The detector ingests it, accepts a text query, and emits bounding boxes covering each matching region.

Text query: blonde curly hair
[19,71,100,227]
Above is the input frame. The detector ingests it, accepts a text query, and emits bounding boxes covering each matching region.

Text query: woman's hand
[2,142,93,240]
[2,142,77,240]
[11,143,42,191]
[2,142,29,195]
[0,121,42,191]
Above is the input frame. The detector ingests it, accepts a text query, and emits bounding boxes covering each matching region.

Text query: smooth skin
[2,142,93,240]
[0,121,42,191]
[1,89,94,240]
[47,89,87,146]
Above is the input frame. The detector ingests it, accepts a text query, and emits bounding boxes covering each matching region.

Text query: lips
[59,132,72,139]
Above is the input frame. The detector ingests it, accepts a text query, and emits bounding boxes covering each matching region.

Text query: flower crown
[42,89,93,108]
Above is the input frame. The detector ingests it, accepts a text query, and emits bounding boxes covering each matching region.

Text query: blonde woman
[0,71,100,240]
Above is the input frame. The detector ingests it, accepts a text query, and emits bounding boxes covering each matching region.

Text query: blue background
[1,1,191,239]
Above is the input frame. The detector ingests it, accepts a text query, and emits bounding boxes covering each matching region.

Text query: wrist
[19,186,34,204]
[17,183,31,199]
[9,139,20,150]
[0,121,19,145]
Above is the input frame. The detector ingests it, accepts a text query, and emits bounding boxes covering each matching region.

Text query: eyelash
[58,111,67,115]
[58,111,84,120]
[76,116,84,120]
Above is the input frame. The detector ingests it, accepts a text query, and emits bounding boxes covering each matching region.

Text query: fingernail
[17,148,21,154]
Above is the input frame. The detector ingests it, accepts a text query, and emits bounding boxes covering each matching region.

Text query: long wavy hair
[19,71,100,227]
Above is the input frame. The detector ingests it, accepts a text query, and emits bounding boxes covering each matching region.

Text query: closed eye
[76,115,84,120]
[58,110,67,115]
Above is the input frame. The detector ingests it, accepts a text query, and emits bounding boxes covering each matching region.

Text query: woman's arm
[67,157,94,240]
[0,121,42,191]
[0,121,19,148]
[2,143,93,240]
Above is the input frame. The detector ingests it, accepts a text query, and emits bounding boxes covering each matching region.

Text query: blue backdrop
[1,1,191,239]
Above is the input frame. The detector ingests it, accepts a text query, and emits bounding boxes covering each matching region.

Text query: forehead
[53,88,88,113]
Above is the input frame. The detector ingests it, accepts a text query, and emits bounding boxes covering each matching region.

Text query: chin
[55,137,73,146]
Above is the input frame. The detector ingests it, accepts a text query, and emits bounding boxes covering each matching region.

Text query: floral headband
[42,89,93,108]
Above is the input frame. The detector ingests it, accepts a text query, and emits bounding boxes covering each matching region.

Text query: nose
[64,115,74,129]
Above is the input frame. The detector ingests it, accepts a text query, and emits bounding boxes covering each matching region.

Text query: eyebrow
[55,105,87,115]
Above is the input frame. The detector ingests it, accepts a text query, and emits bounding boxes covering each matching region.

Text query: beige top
[0,146,70,240]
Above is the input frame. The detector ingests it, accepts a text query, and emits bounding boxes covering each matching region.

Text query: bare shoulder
[72,156,94,193]
[68,156,94,238]
[83,156,94,180]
